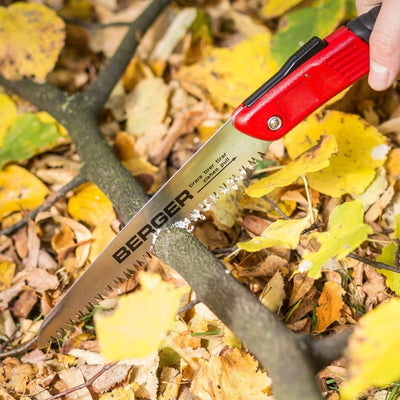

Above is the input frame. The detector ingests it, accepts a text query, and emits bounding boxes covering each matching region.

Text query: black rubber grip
[346,5,381,43]
[243,36,327,107]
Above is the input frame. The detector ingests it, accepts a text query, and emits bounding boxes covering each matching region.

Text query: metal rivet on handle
[267,116,282,131]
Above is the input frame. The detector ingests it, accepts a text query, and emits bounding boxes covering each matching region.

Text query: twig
[178,298,201,314]
[348,253,400,273]
[0,336,37,360]
[0,327,20,352]
[301,175,315,224]
[45,362,117,400]
[262,196,290,220]
[0,174,87,237]
[63,18,131,29]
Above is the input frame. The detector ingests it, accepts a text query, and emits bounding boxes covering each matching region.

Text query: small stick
[262,196,290,220]
[45,362,117,400]
[348,253,400,273]
[0,336,37,360]
[0,174,87,236]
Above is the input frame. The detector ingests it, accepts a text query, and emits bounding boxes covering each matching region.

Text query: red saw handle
[233,6,380,141]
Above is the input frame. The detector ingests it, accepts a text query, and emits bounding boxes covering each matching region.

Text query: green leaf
[271,0,345,66]
[299,200,372,278]
[0,113,64,169]
[341,297,400,399]
[237,216,310,252]
[376,214,400,294]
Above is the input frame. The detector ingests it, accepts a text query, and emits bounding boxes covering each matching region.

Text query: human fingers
[356,0,400,90]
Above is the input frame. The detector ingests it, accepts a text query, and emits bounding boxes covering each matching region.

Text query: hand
[356,0,400,90]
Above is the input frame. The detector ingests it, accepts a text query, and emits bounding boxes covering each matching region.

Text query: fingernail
[369,61,390,91]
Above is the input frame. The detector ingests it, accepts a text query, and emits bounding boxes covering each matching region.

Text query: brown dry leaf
[26,267,58,293]
[126,77,170,138]
[289,273,315,307]
[259,270,285,313]
[314,281,344,333]
[11,290,37,318]
[114,131,136,162]
[79,364,133,393]
[58,367,92,400]
[0,3,65,82]
[191,348,271,400]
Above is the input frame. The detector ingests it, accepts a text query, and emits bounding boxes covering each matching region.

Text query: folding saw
[38,6,380,347]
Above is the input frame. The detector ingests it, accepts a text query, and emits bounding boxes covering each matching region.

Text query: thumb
[368,0,400,90]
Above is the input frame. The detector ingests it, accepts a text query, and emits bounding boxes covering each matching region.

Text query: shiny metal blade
[38,118,271,347]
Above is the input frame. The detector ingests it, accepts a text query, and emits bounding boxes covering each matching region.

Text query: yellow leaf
[100,385,137,400]
[0,94,17,146]
[247,135,337,197]
[68,183,115,227]
[89,221,116,262]
[95,272,184,361]
[341,297,400,400]
[0,165,48,220]
[178,32,277,109]
[0,3,65,82]
[262,0,304,18]
[314,281,344,333]
[237,216,309,252]
[0,260,16,290]
[299,200,372,279]
[191,348,271,400]
[284,111,389,197]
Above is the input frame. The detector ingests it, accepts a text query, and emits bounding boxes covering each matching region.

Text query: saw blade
[38,118,271,347]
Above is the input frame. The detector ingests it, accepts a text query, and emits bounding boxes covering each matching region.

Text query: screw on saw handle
[233,6,381,141]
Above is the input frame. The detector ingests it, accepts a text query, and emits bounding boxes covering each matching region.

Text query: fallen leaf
[237,216,310,252]
[88,221,116,262]
[375,215,400,295]
[386,148,400,186]
[191,348,271,400]
[0,93,17,146]
[271,0,345,65]
[11,290,37,318]
[262,0,304,18]
[58,367,92,400]
[0,2,65,82]
[0,259,16,290]
[341,297,400,400]
[259,270,286,313]
[178,32,277,109]
[284,111,388,197]
[95,272,184,361]
[298,200,372,278]
[126,77,170,137]
[26,267,59,293]
[0,165,49,220]
[314,281,344,333]
[246,135,337,197]
[68,183,115,226]
[99,385,136,400]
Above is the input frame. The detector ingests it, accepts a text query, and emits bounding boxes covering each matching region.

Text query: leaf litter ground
[0,0,400,399]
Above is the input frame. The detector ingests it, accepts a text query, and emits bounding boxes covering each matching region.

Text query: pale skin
[356,0,400,90]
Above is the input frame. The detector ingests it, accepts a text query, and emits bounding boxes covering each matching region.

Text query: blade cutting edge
[38,118,271,347]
